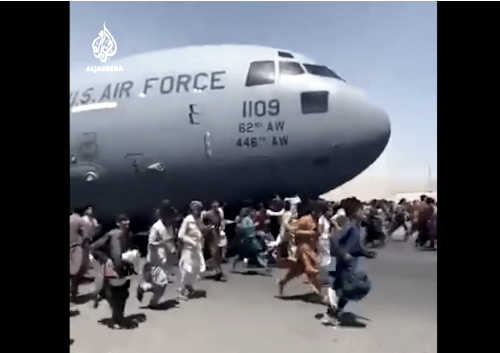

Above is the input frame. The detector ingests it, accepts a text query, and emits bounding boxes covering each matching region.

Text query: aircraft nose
[363,104,391,153]
[330,86,391,170]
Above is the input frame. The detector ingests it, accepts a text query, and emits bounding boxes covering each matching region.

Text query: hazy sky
[70,1,437,185]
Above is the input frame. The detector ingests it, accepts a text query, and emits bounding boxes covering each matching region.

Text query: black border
[3,1,497,351]
[438,2,498,351]
[1,1,69,349]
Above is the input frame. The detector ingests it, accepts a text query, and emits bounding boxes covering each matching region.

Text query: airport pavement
[70,238,437,353]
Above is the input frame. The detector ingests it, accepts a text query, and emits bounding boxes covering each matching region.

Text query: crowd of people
[69,194,437,329]
[362,195,438,250]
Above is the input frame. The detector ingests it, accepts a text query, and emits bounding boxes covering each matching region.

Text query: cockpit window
[246,61,275,87]
[303,64,344,81]
[279,61,304,76]
[278,51,294,58]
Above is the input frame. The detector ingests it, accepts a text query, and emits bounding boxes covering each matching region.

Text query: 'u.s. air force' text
[70,71,226,107]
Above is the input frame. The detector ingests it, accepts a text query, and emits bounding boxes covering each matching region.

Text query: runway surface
[70,238,437,353]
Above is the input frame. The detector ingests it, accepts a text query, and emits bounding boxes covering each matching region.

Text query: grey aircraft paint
[70,45,390,227]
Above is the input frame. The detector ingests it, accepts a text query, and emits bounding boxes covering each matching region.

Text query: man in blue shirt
[325,197,376,326]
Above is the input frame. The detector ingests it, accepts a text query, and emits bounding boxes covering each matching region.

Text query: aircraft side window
[301,91,329,114]
[245,61,275,87]
[303,64,344,81]
[279,61,304,76]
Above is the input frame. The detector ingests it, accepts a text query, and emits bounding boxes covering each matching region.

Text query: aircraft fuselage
[70,45,390,227]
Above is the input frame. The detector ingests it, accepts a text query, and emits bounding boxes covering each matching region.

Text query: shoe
[117,318,138,329]
[92,293,101,309]
[324,307,340,326]
[177,288,189,301]
[178,293,188,301]
[321,315,339,327]
[136,286,144,302]
[215,273,227,282]
[326,306,336,317]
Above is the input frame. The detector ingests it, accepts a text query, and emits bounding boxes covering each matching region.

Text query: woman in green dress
[232,207,269,271]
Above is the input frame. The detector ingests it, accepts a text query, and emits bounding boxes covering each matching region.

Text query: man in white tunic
[318,205,339,317]
[178,201,207,301]
[217,203,230,263]
[82,205,101,241]
[70,208,90,301]
[82,205,105,301]
[137,200,178,308]
[268,201,296,263]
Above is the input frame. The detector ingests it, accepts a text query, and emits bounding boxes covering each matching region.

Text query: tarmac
[70,235,437,353]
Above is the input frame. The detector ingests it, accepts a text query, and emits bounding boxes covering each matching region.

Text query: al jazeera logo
[86,23,124,73]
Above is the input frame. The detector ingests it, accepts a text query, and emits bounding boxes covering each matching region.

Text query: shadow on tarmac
[189,289,207,299]
[315,312,370,328]
[277,292,325,305]
[71,293,95,305]
[140,299,179,311]
[202,273,228,282]
[230,269,272,277]
[98,313,147,330]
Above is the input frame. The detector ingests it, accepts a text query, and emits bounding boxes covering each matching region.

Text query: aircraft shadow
[315,312,370,328]
[139,299,179,311]
[98,313,147,330]
[276,292,325,305]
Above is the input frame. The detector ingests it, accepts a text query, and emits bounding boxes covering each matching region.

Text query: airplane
[70,44,390,230]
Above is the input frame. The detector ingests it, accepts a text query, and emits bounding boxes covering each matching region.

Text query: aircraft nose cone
[352,97,390,167]
[330,86,391,173]
[355,97,390,169]
[368,106,391,153]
